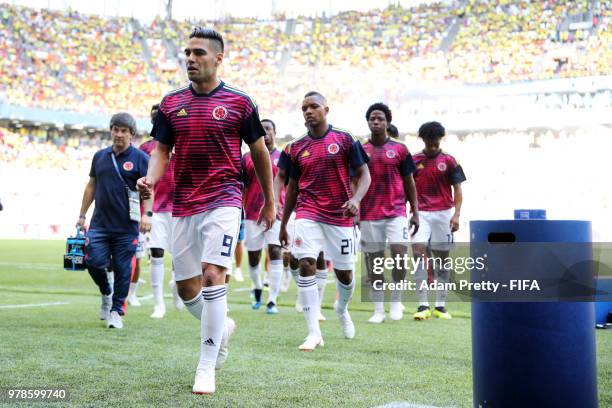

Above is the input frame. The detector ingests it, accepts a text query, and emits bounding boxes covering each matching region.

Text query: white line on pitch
[0,302,70,309]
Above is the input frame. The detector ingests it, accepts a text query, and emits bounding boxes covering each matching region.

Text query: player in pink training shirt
[279,91,371,351]
[411,121,466,321]
[137,27,275,395]
[139,103,183,319]
[243,118,284,314]
[359,103,419,324]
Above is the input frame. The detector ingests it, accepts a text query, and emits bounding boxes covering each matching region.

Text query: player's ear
[215,51,224,65]
[324,106,329,115]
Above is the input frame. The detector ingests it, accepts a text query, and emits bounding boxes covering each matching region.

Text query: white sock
[289,266,299,283]
[370,285,384,313]
[435,268,449,307]
[150,256,165,305]
[198,285,227,370]
[298,275,320,337]
[183,291,203,320]
[315,268,328,308]
[267,259,283,304]
[249,264,263,289]
[415,264,429,306]
[335,275,355,314]
[128,281,139,298]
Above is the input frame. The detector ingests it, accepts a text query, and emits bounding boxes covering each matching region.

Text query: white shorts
[172,207,242,281]
[412,209,454,251]
[360,216,409,252]
[135,232,147,259]
[292,218,358,270]
[244,219,281,251]
[149,212,173,251]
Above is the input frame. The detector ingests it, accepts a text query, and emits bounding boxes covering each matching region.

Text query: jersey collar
[422,148,442,159]
[189,80,224,97]
[308,125,332,140]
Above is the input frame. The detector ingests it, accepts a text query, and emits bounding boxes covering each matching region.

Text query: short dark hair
[418,121,445,140]
[189,27,224,53]
[366,102,392,123]
[110,112,137,135]
[387,124,399,138]
[261,119,276,132]
[304,91,326,102]
[151,103,160,111]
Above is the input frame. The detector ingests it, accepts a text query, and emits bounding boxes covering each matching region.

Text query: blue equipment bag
[64,228,87,271]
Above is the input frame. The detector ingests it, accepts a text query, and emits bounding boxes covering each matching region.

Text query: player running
[411,121,466,320]
[243,118,284,314]
[279,91,371,351]
[138,27,274,394]
[359,103,419,323]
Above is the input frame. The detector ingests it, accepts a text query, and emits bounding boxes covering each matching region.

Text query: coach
[76,113,151,329]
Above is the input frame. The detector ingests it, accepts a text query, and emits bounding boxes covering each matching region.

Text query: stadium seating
[0,2,609,117]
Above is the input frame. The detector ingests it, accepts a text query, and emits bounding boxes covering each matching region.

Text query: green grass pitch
[0,240,610,407]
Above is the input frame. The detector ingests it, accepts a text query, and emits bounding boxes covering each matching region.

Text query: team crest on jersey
[294,237,302,247]
[385,150,396,159]
[212,105,228,120]
[437,162,447,172]
[327,143,340,155]
[123,161,134,171]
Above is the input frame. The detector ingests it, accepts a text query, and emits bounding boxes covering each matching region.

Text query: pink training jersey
[360,138,416,221]
[242,148,282,220]
[153,82,265,217]
[139,139,175,213]
[412,150,466,211]
[288,125,368,227]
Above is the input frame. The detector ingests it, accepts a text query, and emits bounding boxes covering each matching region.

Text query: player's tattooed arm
[137,142,170,199]
[249,138,276,231]
[279,179,298,248]
[343,164,371,217]
[77,177,96,230]
[403,174,419,235]
[451,183,462,232]
[273,168,286,211]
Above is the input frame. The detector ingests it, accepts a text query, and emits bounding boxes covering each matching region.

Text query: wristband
[79,215,86,219]
[145,211,153,217]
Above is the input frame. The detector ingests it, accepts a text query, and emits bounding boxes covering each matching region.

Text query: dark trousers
[85,229,138,315]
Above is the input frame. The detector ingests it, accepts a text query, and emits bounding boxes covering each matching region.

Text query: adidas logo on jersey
[203,338,215,346]
[302,150,310,157]
[176,108,188,117]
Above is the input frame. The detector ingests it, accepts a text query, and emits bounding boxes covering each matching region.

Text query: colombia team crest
[385,150,396,159]
[437,162,447,172]
[327,143,339,154]
[123,161,134,171]
[212,105,228,120]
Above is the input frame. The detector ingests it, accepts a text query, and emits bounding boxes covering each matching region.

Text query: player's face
[262,121,275,151]
[367,110,387,135]
[423,137,442,155]
[302,96,328,127]
[111,125,132,150]
[184,37,223,83]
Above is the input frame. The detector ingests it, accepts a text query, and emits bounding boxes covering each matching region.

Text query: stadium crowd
[0,1,609,117]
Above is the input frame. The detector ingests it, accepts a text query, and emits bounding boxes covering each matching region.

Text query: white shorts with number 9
[171,207,242,281]
[291,218,358,270]
[412,208,455,251]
